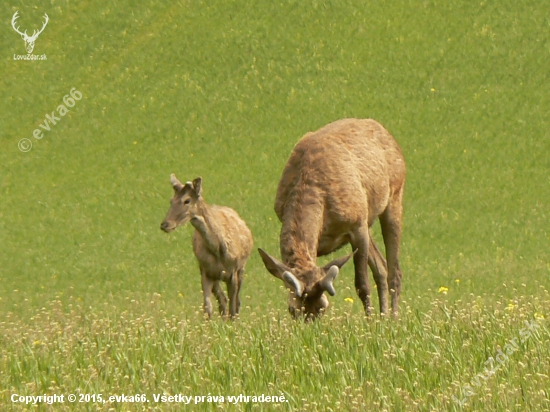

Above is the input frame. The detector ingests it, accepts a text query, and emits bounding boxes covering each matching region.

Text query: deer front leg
[380,190,404,316]
[201,272,214,319]
[226,270,240,319]
[212,281,228,316]
[236,267,245,314]
[368,232,389,315]
[351,225,372,316]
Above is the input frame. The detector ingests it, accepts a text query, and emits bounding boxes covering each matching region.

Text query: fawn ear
[192,177,203,197]
[170,174,184,191]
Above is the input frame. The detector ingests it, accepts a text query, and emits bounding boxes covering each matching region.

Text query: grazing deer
[258,118,406,320]
[11,11,49,54]
[161,175,253,319]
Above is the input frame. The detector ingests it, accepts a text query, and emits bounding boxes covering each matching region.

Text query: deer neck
[279,197,323,270]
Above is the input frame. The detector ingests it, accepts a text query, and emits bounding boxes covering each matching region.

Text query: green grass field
[1,0,549,410]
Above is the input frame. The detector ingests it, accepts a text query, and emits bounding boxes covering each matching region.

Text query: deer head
[160,174,203,233]
[11,11,49,54]
[258,248,356,320]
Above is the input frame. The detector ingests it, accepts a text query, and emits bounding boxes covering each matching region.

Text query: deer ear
[258,248,291,279]
[170,174,184,191]
[192,177,203,197]
[322,249,357,271]
[258,249,304,296]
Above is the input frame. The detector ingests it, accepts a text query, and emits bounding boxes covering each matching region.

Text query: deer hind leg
[212,281,228,317]
[351,224,372,316]
[380,188,404,316]
[367,231,389,315]
[226,270,240,319]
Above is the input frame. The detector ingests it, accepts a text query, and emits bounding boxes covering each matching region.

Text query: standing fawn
[161,175,253,319]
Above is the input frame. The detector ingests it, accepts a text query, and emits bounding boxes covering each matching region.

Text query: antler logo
[11,11,49,54]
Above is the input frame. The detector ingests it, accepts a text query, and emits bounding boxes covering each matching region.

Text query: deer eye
[183,198,191,205]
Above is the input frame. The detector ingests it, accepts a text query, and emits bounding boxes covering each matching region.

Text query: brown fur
[161,176,253,319]
[259,118,405,319]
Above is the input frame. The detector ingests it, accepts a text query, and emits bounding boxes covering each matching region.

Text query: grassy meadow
[1,0,549,410]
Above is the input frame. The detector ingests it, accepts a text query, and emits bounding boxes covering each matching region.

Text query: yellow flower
[438,286,449,295]
[534,313,545,320]
[505,302,516,311]
[455,279,460,284]
[344,297,354,303]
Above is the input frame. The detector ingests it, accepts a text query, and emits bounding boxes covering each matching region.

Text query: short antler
[170,173,184,191]
[283,271,304,298]
[318,265,339,296]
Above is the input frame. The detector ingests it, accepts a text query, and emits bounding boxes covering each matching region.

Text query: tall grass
[1,293,548,411]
